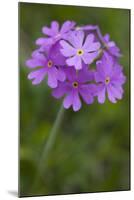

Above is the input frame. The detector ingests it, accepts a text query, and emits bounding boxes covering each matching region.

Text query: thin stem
[30,104,65,193]
[39,104,64,171]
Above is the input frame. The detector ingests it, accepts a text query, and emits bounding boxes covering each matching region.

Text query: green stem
[39,104,64,170]
[30,104,65,193]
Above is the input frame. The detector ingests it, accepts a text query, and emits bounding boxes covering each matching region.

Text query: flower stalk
[30,104,65,192]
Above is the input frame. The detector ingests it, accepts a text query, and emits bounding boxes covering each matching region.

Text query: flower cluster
[26,21,126,111]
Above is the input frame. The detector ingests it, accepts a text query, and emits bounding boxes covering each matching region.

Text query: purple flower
[95,54,126,103]
[60,31,101,70]
[52,66,96,111]
[36,20,76,48]
[103,34,121,57]
[77,26,121,58]
[26,43,66,88]
[25,21,126,111]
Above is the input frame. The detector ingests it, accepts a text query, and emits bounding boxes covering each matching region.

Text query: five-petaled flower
[26,20,126,111]
[60,31,100,70]
[95,53,126,103]
[26,43,66,88]
[52,66,96,111]
[36,21,76,49]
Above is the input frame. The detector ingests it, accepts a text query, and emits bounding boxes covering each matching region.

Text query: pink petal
[32,50,46,60]
[102,52,113,75]
[60,21,75,34]
[63,91,73,109]
[64,67,77,82]
[108,85,123,100]
[60,40,76,57]
[82,52,98,64]
[79,85,94,104]
[68,31,85,48]
[94,71,104,83]
[63,89,82,111]
[28,68,47,85]
[97,85,106,104]
[49,42,66,66]
[95,60,106,80]
[83,34,100,52]
[26,59,43,68]
[47,68,58,88]
[72,91,82,111]
[36,38,53,46]
[52,82,70,99]
[42,27,54,36]
[107,85,117,103]
[57,68,66,82]
[66,56,82,70]
[77,66,94,83]
[51,21,59,34]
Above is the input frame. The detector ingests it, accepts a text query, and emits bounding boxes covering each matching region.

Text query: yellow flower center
[72,81,78,88]
[105,76,110,84]
[47,60,53,68]
[77,49,84,56]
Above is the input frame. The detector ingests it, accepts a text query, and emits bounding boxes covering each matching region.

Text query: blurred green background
[19,2,130,197]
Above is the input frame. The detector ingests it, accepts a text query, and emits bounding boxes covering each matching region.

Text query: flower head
[60,31,101,70]
[52,66,96,111]
[95,53,126,103]
[26,21,126,111]
[26,43,66,88]
[36,20,76,48]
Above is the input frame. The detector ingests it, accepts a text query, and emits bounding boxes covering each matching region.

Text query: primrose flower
[60,31,101,70]
[95,54,126,103]
[36,20,76,48]
[26,43,66,88]
[52,66,96,111]
[26,21,126,111]
[103,34,121,57]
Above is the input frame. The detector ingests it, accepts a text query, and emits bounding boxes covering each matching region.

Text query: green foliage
[19,2,130,197]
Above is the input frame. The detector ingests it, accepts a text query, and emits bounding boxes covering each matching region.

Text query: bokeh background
[19,2,130,197]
